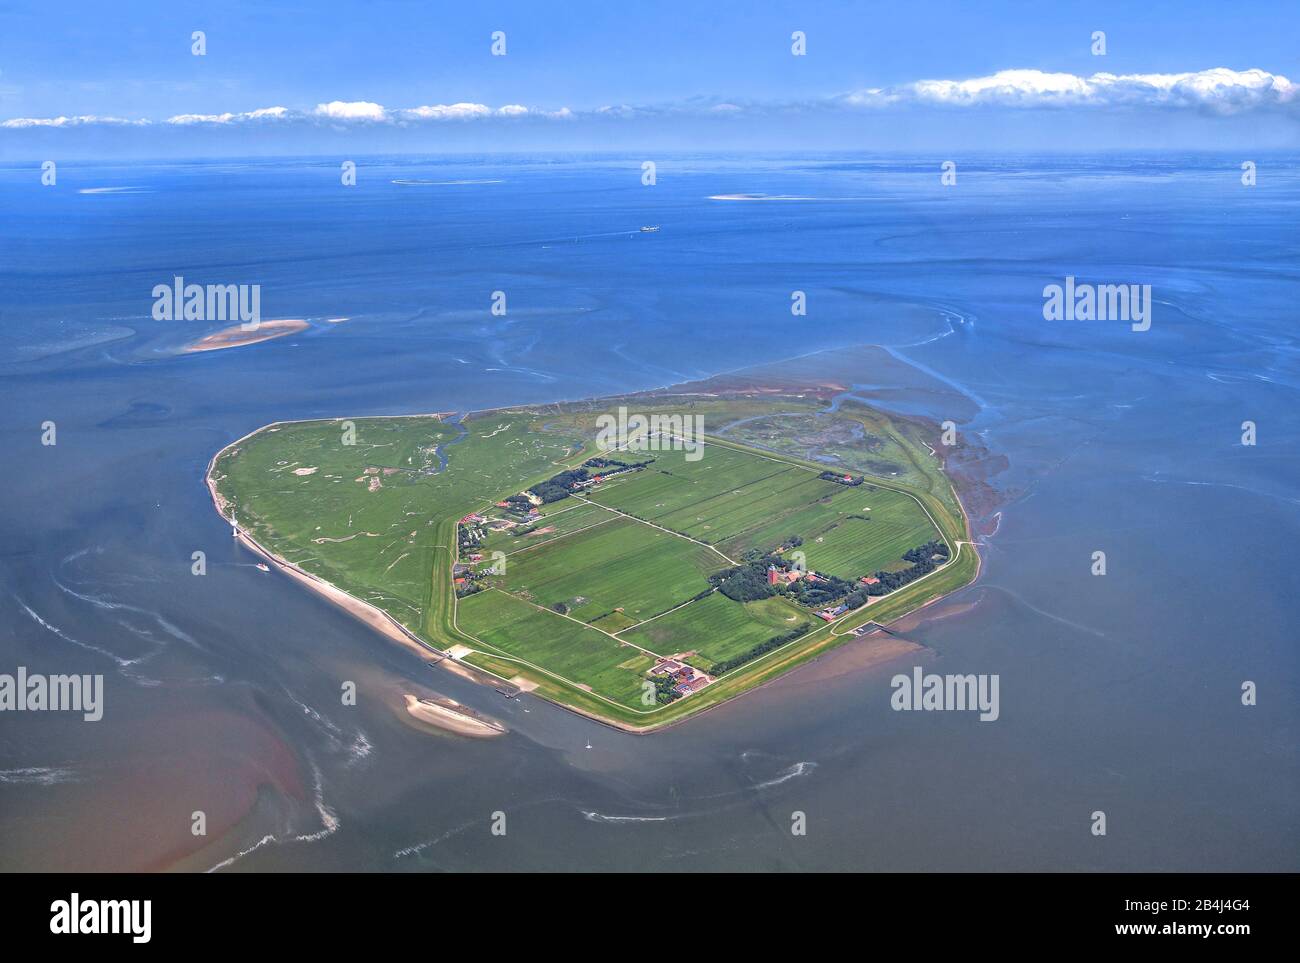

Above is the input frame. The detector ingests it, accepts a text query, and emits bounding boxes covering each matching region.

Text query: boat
[255,563,270,572]
[639,225,660,233]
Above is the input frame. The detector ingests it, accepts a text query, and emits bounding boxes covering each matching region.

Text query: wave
[752,760,817,790]
[482,365,558,383]
[281,689,371,768]
[206,833,276,873]
[53,578,204,651]
[207,759,340,870]
[393,818,479,858]
[0,766,78,786]
[14,597,148,669]
[391,178,504,186]
[295,760,340,843]
[1141,473,1300,509]
[978,584,1108,638]
[582,811,671,824]
[346,731,373,767]
[708,193,816,201]
[283,689,345,740]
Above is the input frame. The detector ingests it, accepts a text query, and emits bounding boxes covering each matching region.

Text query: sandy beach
[401,695,505,737]
[184,318,309,353]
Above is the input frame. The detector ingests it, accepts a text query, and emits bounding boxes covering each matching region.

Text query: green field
[718,485,936,579]
[493,515,726,623]
[208,364,978,731]
[622,592,811,670]
[457,589,655,708]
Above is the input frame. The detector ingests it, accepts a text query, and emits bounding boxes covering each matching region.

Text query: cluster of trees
[859,540,951,597]
[709,554,783,602]
[530,467,591,504]
[789,573,858,608]
[455,581,483,599]
[904,540,949,565]
[710,624,811,675]
[524,456,656,505]
[502,494,536,515]
[819,471,864,486]
[584,456,654,472]
[652,674,682,704]
[709,535,951,614]
[457,521,485,552]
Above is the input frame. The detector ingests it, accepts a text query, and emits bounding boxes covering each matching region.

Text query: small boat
[639,225,660,233]
[255,563,270,573]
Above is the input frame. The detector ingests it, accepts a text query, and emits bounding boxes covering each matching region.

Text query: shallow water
[1,153,1296,870]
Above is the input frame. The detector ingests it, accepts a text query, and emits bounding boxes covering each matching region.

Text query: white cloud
[313,100,388,121]
[400,103,534,120]
[166,106,291,125]
[4,66,1294,132]
[845,67,1299,113]
[400,102,491,120]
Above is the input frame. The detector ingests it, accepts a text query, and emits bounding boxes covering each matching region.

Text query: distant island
[206,347,980,731]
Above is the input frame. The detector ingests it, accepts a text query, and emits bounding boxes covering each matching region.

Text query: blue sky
[1,0,1297,157]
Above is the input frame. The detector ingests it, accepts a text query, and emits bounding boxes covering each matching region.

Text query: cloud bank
[844,67,1298,113]
[3,67,1294,130]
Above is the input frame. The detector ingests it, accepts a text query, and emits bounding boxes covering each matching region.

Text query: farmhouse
[767,564,805,586]
[675,676,710,696]
[649,658,714,696]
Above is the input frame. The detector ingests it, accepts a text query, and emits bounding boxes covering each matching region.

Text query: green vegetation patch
[491,515,726,623]
[719,485,938,579]
[457,590,654,708]
[623,591,810,669]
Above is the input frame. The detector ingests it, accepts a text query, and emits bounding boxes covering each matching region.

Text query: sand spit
[185,318,309,353]
[402,695,504,737]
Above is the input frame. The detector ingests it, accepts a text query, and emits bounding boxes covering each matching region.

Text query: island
[206,347,981,732]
